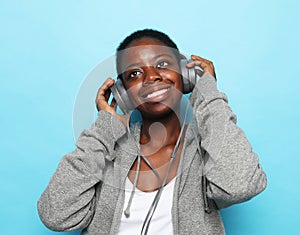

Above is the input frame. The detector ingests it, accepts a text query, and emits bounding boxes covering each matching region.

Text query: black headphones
[110,57,196,113]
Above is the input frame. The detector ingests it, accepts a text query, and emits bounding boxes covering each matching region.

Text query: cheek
[174,71,183,91]
[124,82,142,105]
[161,71,183,91]
[176,76,183,91]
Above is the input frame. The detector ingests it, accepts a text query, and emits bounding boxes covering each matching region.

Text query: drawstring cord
[141,103,189,235]
[123,113,161,218]
[124,152,140,217]
[122,102,191,235]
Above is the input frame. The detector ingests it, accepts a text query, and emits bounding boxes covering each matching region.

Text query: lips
[140,85,172,102]
[145,88,169,98]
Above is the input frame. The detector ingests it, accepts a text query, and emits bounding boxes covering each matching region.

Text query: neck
[140,109,182,148]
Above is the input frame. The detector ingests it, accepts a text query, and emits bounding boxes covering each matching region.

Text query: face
[118,38,183,118]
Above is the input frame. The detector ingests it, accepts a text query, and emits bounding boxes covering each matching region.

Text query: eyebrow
[125,53,175,70]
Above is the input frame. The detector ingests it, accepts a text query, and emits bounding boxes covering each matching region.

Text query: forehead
[126,37,174,53]
[118,38,178,67]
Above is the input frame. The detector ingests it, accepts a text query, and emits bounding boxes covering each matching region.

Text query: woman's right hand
[95,78,127,127]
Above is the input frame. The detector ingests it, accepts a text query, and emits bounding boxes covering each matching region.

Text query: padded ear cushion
[180,58,196,94]
[110,79,135,113]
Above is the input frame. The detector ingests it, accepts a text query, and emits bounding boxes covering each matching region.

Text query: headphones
[110,57,196,113]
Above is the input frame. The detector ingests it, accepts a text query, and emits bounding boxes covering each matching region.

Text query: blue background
[0,0,299,234]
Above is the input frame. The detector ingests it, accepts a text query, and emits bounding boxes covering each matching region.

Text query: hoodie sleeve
[37,110,126,231]
[189,73,267,209]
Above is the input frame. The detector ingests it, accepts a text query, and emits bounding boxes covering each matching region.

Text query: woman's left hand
[186,55,216,79]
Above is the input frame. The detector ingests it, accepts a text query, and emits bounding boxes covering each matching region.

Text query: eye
[128,70,142,79]
[156,61,169,69]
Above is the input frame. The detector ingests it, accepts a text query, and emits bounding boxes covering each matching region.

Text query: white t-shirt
[117,177,175,235]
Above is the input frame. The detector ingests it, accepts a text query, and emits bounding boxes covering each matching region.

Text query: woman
[38,29,267,235]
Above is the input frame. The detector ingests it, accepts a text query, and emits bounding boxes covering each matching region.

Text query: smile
[145,88,169,99]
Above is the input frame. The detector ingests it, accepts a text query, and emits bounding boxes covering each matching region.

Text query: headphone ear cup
[180,59,196,94]
[110,79,135,113]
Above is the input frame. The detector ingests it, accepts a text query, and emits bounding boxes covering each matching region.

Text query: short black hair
[117,29,179,52]
[116,29,181,78]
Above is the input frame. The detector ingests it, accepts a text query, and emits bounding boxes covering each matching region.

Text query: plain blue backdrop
[0,0,299,234]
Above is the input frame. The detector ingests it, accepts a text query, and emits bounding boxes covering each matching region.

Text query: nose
[143,66,162,85]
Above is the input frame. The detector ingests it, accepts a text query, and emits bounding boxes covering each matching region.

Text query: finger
[187,55,213,68]
[102,77,115,87]
[95,78,115,109]
[97,78,115,96]
[186,60,211,70]
[96,78,114,102]
[104,88,112,101]
[191,55,213,65]
[186,56,216,78]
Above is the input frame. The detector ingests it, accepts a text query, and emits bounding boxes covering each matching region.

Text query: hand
[186,55,216,79]
[95,78,128,127]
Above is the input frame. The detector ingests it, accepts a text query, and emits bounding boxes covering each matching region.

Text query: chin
[137,101,181,119]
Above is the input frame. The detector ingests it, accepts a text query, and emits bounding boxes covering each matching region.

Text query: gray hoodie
[38,73,267,235]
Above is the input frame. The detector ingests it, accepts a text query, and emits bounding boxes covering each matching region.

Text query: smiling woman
[120,41,183,119]
[37,29,267,235]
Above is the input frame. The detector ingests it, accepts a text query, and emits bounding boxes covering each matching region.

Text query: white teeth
[146,88,168,98]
